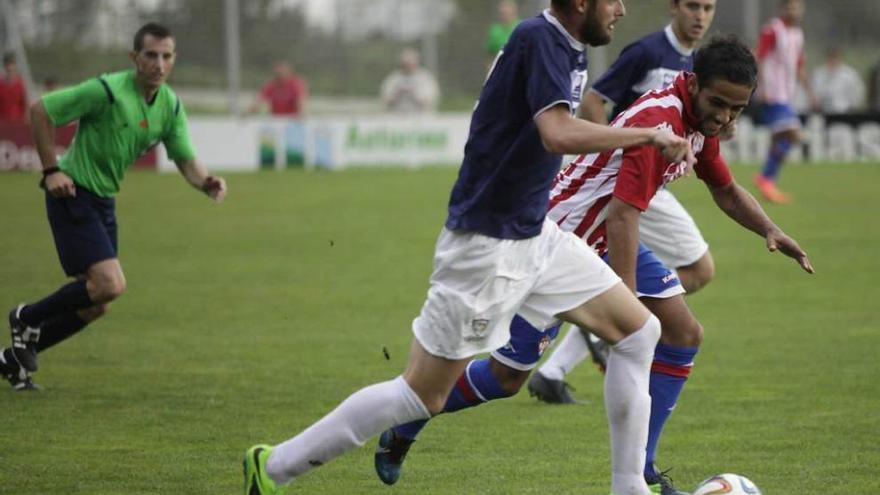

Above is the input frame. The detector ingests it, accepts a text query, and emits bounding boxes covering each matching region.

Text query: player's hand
[202,175,227,203]
[652,130,696,169]
[45,171,76,198]
[766,228,814,274]
[719,120,737,142]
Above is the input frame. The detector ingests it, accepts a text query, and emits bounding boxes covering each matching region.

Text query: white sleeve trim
[533,99,572,120]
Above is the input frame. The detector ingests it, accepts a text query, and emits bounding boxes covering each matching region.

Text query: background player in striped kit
[752,0,817,203]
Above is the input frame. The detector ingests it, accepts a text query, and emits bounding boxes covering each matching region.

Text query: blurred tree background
[4,0,880,112]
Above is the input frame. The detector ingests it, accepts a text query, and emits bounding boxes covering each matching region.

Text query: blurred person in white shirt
[811,46,865,114]
[380,48,440,113]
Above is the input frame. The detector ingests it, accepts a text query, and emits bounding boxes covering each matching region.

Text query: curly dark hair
[694,34,758,90]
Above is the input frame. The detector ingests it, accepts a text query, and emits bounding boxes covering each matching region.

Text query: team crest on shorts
[471,318,490,337]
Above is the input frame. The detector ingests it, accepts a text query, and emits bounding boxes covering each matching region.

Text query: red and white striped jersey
[756,17,805,105]
[547,73,732,256]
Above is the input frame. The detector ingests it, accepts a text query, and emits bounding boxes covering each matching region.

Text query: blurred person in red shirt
[251,62,308,117]
[0,52,28,123]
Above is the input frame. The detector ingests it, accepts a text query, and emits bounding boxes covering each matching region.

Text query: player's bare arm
[708,181,814,273]
[604,196,642,292]
[175,159,227,203]
[578,90,610,125]
[29,99,76,198]
[535,105,693,164]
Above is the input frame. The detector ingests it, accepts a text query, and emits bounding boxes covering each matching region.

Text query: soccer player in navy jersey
[243,1,695,494]
[372,35,813,495]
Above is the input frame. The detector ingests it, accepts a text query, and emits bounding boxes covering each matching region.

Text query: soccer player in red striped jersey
[752,0,817,203]
[547,35,812,493]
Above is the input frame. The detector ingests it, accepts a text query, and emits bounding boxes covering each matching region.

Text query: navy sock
[19,280,93,327]
[645,343,698,477]
[761,138,793,180]
[36,312,89,353]
[394,358,513,440]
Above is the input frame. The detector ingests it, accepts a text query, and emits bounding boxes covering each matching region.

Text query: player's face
[581,0,626,47]
[781,0,804,24]
[131,35,176,91]
[671,0,715,44]
[690,77,752,137]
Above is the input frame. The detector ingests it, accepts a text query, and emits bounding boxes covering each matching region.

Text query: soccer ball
[692,473,762,495]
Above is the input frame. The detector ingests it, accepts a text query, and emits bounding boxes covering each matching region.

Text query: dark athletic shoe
[1,351,39,391]
[646,465,689,495]
[526,372,582,405]
[9,304,39,372]
[374,429,415,485]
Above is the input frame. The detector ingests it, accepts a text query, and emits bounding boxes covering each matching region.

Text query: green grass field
[1,163,878,494]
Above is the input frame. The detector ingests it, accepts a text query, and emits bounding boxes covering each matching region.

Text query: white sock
[265,375,430,484]
[537,325,591,381]
[605,315,661,495]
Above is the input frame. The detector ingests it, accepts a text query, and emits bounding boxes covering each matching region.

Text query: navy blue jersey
[590,25,694,119]
[445,10,588,240]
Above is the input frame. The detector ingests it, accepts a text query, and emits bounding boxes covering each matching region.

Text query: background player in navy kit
[243,2,695,494]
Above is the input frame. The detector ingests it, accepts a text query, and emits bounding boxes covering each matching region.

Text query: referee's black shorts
[45,185,118,277]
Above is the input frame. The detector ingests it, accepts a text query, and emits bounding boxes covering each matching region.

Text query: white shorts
[638,188,709,269]
[413,219,621,360]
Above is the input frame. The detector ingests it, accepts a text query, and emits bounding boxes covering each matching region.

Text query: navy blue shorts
[491,316,562,371]
[45,186,118,277]
[491,243,683,369]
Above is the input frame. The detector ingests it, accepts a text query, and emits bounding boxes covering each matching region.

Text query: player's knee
[680,320,704,347]
[90,274,126,303]
[680,254,715,294]
[613,314,660,357]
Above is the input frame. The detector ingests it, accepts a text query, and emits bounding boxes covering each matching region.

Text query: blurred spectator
[0,52,28,123]
[251,62,308,116]
[867,59,880,112]
[811,46,865,113]
[379,48,439,113]
[487,1,520,62]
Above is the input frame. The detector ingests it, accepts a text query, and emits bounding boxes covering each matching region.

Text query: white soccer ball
[692,473,762,495]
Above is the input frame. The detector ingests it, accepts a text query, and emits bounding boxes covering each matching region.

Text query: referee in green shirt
[486,0,520,66]
[1,23,227,390]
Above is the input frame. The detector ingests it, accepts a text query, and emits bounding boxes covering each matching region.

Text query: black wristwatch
[42,166,62,177]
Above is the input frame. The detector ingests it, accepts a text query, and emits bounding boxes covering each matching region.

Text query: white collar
[543,9,586,52]
[664,24,694,57]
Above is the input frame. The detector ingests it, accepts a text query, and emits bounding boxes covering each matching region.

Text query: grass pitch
[1,163,878,494]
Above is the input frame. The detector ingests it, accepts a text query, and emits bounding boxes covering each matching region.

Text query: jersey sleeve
[755,24,776,61]
[613,144,663,211]
[162,99,196,162]
[523,29,577,117]
[42,77,110,126]
[694,137,732,188]
[590,42,648,105]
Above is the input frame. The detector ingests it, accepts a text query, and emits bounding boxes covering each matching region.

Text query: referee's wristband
[42,166,61,177]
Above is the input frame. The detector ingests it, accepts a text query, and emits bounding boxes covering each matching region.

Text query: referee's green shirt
[42,70,196,197]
